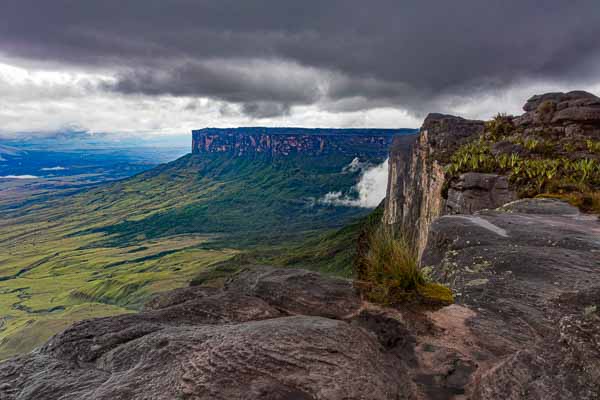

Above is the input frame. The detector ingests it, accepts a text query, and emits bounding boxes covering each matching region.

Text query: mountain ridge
[192,127,414,157]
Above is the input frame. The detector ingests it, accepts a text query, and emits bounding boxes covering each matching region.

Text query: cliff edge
[191,127,411,157]
[384,91,600,257]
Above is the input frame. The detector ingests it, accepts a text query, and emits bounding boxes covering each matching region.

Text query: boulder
[446,173,517,214]
[516,90,600,126]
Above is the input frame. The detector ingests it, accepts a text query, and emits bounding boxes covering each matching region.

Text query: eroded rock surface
[446,173,517,215]
[0,267,415,400]
[516,90,600,127]
[423,198,600,399]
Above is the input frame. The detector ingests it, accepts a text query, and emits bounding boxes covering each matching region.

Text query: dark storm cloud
[2,0,600,116]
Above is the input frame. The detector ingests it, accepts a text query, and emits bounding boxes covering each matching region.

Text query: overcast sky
[1,0,600,138]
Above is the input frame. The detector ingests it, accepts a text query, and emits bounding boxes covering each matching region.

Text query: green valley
[0,130,401,359]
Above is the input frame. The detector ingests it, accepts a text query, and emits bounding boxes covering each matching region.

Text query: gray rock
[516,90,600,127]
[225,265,362,319]
[423,199,600,399]
[0,267,414,400]
[446,173,517,214]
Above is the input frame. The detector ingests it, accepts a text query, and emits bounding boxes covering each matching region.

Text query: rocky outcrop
[383,90,600,256]
[422,198,600,399]
[446,173,517,215]
[0,267,415,400]
[516,90,600,127]
[383,114,484,256]
[191,127,412,158]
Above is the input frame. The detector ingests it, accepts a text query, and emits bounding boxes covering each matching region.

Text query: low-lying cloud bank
[0,175,39,179]
[321,158,388,208]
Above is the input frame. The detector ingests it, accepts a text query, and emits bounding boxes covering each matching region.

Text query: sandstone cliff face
[192,128,406,158]
[383,90,600,256]
[383,114,484,256]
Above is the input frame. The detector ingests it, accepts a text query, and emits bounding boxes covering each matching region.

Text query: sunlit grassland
[0,151,380,359]
[0,156,240,359]
[0,230,235,359]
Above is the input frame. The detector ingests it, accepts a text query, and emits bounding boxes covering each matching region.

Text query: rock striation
[0,267,414,400]
[422,199,600,399]
[192,127,413,158]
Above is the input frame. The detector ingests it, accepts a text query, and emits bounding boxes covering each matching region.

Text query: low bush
[355,228,453,306]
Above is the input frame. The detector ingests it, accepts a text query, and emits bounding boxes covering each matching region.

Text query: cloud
[40,166,67,171]
[321,158,389,208]
[1,1,600,134]
[0,175,39,179]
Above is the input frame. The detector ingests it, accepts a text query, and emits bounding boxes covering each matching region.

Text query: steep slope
[0,128,404,359]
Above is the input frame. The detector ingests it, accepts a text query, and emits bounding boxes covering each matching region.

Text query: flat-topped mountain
[192,127,413,157]
[0,126,409,360]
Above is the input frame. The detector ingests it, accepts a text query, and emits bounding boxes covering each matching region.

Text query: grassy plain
[0,151,378,358]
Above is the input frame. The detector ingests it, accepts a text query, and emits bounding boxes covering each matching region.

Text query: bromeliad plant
[447,142,600,196]
[444,114,600,212]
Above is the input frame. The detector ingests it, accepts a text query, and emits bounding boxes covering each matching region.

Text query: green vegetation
[445,114,600,205]
[0,151,382,359]
[587,139,600,154]
[537,191,600,214]
[191,205,386,287]
[355,228,453,307]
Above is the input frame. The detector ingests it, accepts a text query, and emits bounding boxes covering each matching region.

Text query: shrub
[485,113,514,140]
[538,100,555,115]
[356,228,453,306]
[587,140,600,154]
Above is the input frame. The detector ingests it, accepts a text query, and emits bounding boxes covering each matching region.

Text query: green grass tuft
[356,228,453,306]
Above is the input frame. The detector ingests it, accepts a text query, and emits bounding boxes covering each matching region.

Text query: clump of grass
[355,228,453,306]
